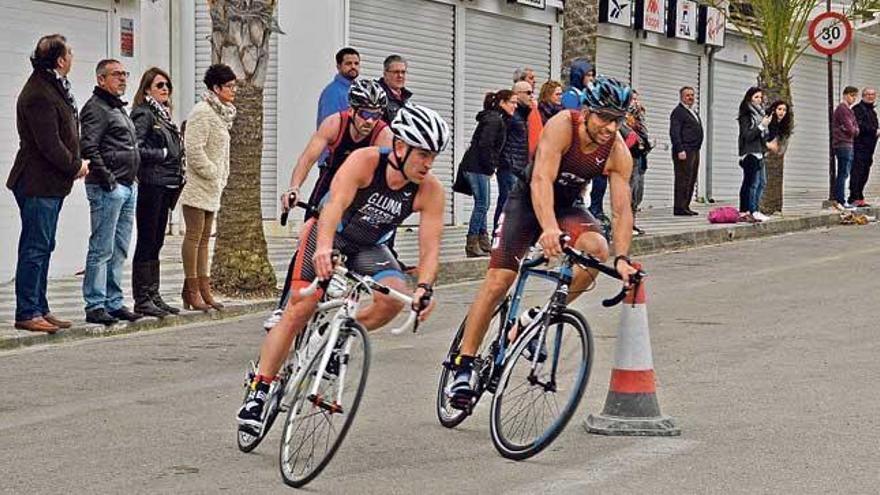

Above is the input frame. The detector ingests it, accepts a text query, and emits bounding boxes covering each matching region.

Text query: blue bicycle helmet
[581,75,633,116]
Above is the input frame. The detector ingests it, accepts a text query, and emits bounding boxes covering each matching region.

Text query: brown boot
[465,235,484,258]
[199,276,225,310]
[181,278,210,311]
[478,233,492,254]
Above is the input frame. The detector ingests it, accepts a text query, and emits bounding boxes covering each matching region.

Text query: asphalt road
[2,226,880,494]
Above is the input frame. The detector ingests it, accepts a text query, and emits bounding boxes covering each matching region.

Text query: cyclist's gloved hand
[413,283,434,322]
[614,255,638,287]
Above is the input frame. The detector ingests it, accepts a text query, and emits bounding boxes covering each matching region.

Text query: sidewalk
[1,193,875,349]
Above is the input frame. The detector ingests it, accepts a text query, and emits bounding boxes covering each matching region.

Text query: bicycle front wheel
[279,321,370,488]
[489,309,593,460]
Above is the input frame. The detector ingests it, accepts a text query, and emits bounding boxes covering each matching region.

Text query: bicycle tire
[489,309,593,460]
[279,321,370,488]
[436,300,507,428]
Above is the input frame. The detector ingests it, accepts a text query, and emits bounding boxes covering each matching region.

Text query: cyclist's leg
[459,268,517,356]
[559,207,608,303]
[347,244,407,330]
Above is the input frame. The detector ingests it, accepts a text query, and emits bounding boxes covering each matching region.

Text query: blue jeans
[494,169,516,234]
[13,187,64,321]
[83,183,137,312]
[466,172,490,236]
[589,175,608,217]
[834,147,854,204]
[739,155,763,213]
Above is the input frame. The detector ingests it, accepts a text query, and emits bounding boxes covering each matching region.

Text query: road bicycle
[436,235,643,460]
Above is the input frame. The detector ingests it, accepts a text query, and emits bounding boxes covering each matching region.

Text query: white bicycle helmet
[390,104,451,153]
[348,79,388,109]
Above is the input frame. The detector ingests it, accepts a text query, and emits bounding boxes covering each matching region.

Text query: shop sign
[600,0,634,27]
[635,0,666,33]
[666,0,697,40]
[698,5,726,46]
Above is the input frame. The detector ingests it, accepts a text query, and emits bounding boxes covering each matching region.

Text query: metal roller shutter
[785,55,841,197]
[710,61,759,202]
[637,46,701,209]
[596,37,632,84]
[461,9,551,226]
[349,0,455,224]
[195,0,278,219]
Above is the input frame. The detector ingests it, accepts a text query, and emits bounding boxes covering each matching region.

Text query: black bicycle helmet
[581,75,633,116]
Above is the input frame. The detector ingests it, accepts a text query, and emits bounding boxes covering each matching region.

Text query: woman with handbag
[130,67,185,317]
[457,90,515,257]
[737,87,772,223]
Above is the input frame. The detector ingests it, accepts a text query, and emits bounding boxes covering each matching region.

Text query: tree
[207,0,283,297]
[701,0,880,213]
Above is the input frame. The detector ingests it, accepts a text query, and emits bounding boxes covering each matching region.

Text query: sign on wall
[120,18,134,57]
[698,5,725,46]
[666,0,697,40]
[635,0,666,33]
[600,0,634,27]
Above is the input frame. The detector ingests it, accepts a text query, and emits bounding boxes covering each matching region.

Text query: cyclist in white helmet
[238,104,451,434]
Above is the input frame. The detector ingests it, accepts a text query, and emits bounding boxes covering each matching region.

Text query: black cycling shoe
[448,366,477,410]
[237,381,270,435]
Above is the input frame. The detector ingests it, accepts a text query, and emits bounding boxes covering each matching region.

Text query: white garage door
[350,0,455,224]
[785,55,841,198]
[596,37,632,85]
[710,61,760,202]
[0,0,108,281]
[461,9,552,227]
[195,0,279,219]
[637,46,701,209]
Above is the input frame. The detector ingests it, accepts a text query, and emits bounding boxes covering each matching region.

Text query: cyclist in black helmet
[447,76,640,408]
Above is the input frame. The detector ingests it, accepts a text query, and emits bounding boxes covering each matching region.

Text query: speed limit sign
[808,12,853,55]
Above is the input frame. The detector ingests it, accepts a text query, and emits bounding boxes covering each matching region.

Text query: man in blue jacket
[316,47,360,127]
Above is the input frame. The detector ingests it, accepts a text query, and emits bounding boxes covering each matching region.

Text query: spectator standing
[316,47,360,127]
[129,67,185,317]
[561,58,594,110]
[538,80,564,124]
[669,86,704,216]
[513,67,536,89]
[765,100,792,155]
[459,90,514,257]
[80,59,141,325]
[622,90,652,235]
[7,34,89,333]
[832,86,860,209]
[178,64,237,311]
[736,87,771,223]
[497,81,532,230]
[378,54,412,124]
[849,87,879,207]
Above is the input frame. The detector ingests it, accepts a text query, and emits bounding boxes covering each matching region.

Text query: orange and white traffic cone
[585,266,680,436]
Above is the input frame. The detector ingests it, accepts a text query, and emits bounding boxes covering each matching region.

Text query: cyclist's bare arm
[605,135,637,284]
[532,111,572,257]
[313,148,378,278]
[284,113,343,204]
[374,126,394,148]
[412,175,445,318]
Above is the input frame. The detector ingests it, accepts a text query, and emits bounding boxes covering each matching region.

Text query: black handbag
[452,163,473,196]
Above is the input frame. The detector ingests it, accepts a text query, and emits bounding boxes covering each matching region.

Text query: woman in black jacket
[459,90,515,257]
[130,67,186,316]
[737,86,772,223]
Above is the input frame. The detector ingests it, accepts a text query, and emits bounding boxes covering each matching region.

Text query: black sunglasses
[593,110,627,125]
[154,81,172,90]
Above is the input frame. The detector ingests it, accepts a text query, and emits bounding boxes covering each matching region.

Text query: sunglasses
[154,81,172,90]
[356,108,383,121]
[593,110,627,125]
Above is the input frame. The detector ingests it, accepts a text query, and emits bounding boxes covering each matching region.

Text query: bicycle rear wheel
[279,321,370,488]
[436,299,507,428]
[489,309,592,460]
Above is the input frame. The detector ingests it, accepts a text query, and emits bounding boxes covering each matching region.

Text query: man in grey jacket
[80,59,142,325]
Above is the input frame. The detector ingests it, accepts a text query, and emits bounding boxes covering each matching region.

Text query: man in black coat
[6,34,89,333]
[669,86,704,216]
[377,54,412,124]
[80,59,142,325]
[849,87,879,207]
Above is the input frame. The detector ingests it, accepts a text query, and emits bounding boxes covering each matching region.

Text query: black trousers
[849,150,874,202]
[133,184,177,262]
[673,150,700,211]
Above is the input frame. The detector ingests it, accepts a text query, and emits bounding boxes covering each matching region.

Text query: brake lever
[601,270,646,307]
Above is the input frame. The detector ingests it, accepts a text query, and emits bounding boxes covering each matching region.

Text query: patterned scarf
[201,90,236,129]
[51,69,78,122]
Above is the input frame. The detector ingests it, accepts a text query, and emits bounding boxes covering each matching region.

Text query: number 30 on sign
[808,12,853,56]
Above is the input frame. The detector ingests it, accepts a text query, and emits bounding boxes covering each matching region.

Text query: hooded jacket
[459,109,508,176]
[561,59,594,110]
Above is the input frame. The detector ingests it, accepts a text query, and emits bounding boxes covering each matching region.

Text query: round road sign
[808,12,853,56]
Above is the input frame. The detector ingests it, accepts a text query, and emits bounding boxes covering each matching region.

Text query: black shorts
[489,191,603,271]
[290,219,405,291]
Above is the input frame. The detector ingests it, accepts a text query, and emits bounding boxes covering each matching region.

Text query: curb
[0,300,275,352]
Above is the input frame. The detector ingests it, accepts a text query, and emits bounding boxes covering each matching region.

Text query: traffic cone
[585,265,680,436]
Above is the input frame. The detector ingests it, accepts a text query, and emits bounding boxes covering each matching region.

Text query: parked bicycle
[436,234,643,460]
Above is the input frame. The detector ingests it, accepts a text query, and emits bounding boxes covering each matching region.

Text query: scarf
[50,69,78,122]
[749,102,764,129]
[201,90,236,129]
[145,95,183,147]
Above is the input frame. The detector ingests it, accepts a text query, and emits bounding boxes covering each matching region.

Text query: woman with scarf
[537,80,564,124]
[130,67,186,317]
[178,64,237,311]
[737,87,772,223]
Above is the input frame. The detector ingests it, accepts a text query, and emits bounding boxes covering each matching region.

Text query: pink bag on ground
[708,206,740,224]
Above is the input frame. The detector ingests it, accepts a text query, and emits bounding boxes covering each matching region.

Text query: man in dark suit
[6,34,89,333]
[669,86,704,216]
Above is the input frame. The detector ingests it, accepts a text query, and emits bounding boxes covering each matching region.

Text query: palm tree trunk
[759,70,792,214]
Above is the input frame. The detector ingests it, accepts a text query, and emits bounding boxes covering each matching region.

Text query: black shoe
[673,209,690,216]
[448,366,477,410]
[149,261,179,314]
[85,308,119,326]
[151,294,180,315]
[108,306,143,322]
[686,209,699,216]
[238,381,270,435]
[134,299,168,318]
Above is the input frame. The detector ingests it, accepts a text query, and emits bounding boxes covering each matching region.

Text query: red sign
[808,12,852,56]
